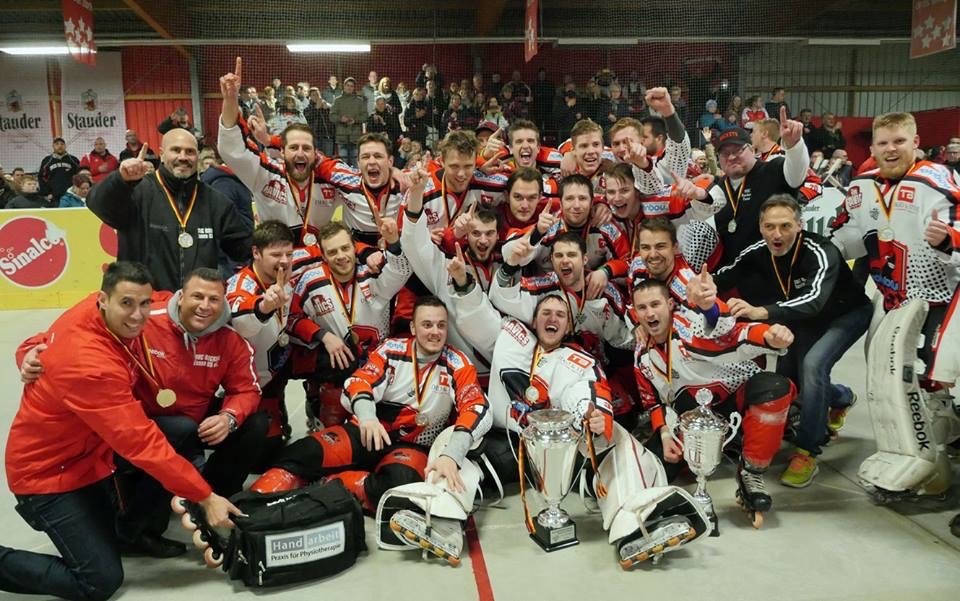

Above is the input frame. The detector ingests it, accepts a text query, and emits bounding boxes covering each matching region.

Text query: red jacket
[80,150,120,183]
[137,291,261,424]
[6,293,212,501]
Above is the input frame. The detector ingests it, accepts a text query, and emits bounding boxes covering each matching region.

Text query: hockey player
[219,57,337,245]
[829,111,960,500]
[633,277,797,527]
[226,221,303,448]
[289,220,412,429]
[450,288,710,565]
[249,296,491,562]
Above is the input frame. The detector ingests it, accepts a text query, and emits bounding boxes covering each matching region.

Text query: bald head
[160,128,198,179]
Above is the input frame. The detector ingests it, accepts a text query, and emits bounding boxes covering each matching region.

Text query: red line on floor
[465,515,495,601]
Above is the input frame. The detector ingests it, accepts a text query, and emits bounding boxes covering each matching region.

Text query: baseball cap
[476,120,499,134]
[715,128,751,151]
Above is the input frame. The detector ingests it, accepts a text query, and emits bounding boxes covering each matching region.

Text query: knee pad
[859,299,951,495]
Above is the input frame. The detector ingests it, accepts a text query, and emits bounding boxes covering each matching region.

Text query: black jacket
[38,153,80,199]
[714,230,869,327]
[87,166,252,291]
[7,192,56,210]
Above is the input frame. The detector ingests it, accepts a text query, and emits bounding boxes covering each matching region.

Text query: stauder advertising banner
[60,51,126,158]
[0,57,54,172]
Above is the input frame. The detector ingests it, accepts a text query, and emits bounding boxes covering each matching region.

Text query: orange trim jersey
[402,165,508,232]
[502,219,632,275]
[341,337,491,450]
[830,160,960,310]
[290,246,411,349]
[634,304,785,432]
[6,294,212,501]
[218,117,337,243]
[226,266,306,386]
[759,146,824,203]
[315,157,404,245]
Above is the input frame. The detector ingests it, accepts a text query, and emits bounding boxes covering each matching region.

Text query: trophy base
[530,520,579,552]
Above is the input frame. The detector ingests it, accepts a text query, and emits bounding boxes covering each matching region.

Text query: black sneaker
[119,533,187,558]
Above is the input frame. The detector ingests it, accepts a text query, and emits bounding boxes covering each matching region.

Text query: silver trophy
[677,388,741,536]
[520,409,583,551]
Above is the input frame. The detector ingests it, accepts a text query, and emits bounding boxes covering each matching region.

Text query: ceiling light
[0,46,74,56]
[287,43,370,53]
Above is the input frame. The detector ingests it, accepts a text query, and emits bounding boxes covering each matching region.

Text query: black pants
[115,411,270,539]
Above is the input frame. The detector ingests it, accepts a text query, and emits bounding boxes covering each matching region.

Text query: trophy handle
[724,412,742,447]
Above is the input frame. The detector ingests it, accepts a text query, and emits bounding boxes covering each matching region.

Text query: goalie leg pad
[859,299,951,495]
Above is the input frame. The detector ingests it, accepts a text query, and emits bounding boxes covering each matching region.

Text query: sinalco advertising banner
[0,208,116,309]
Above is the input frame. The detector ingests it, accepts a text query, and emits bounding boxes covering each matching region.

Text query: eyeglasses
[718,144,750,160]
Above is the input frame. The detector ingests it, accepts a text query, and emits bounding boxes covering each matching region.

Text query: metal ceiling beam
[121,0,189,58]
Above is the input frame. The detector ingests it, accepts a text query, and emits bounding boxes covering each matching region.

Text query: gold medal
[416,412,430,426]
[727,220,737,234]
[277,332,289,347]
[348,327,360,346]
[303,233,317,246]
[524,386,540,403]
[177,231,194,248]
[156,388,177,408]
[878,227,895,242]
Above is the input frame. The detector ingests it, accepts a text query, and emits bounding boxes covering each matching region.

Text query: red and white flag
[910,0,956,58]
[62,0,96,66]
[524,0,538,63]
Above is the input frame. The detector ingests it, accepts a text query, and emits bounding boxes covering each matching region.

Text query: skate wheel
[684,528,697,541]
[666,536,681,547]
[170,496,187,514]
[447,555,461,568]
[402,529,417,543]
[203,546,223,568]
[181,512,197,531]
[192,529,209,550]
[752,512,764,529]
[651,543,664,554]
[619,558,634,570]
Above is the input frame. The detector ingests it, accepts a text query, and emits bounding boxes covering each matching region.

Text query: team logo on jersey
[869,206,880,221]
[0,216,69,288]
[320,430,340,445]
[503,319,530,346]
[424,207,441,226]
[311,295,335,316]
[845,185,862,209]
[359,281,373,300]
[566,352,592,369]
[321,186,335,201]
[261,180,288,205]
[897,186,915,203]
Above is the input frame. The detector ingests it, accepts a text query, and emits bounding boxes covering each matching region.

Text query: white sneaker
[389,509,463,566]
[618,516,697,569]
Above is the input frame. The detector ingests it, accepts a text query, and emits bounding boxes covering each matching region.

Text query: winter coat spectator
[59,173,93,208]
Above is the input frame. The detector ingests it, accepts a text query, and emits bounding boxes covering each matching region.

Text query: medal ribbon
[648,324,673,392]
[411,346,440,411]
[155,171,197,234]
[770,232,804,299]
[872,181,900,224]
[723,172,748,219]
[464,252,491,294]
[528,344,542,389]
[287,171,314,243]
[105,326,161,391]
[561,285,587,329]
[360,181,391,229]
[332,276,359,328]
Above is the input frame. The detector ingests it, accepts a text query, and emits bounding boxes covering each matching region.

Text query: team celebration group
[2,56,959,600]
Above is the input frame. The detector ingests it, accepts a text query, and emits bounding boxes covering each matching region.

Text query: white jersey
[413,166,508,231]
[290,245,411,348]
[315,158,405,245]
[226,265,296,386]
[830,161,960,310]
[218,119,337,243]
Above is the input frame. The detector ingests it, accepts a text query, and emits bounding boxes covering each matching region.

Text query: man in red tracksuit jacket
[1,262,239,601]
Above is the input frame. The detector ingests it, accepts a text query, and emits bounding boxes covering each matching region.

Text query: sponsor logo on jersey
[193,353,221,368]
[240,276,259,294]
[261,179,288,205]
[320,185,335,201]
[566,352,592,369]
[196,227,214,240]
[897,186,915,203]
[311,294,335,317]
[0,216,69,288]
[845,185,862,209]
[503,319,531,346]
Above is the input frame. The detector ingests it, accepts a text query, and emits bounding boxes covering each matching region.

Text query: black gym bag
[222,481,366,587]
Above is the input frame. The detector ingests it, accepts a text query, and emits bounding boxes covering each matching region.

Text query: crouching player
[633,275,796,528]
[250,296,491,566]
[451,279,711,568]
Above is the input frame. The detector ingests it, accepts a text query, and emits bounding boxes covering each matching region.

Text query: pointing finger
[492,127,503,140]
[137,143,148,161]
[235,56,242,80]
[931,208,940,221]
[455,242,465,261]
[255,103,264,120]
[779,105,787,124]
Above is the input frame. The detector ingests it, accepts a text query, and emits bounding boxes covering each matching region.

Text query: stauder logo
[0,217,69,288]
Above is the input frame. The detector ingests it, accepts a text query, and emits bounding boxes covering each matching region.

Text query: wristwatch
[222,412,238,433]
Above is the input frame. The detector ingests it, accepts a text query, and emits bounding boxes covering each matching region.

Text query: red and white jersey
[489,270,633,350]
[290,247,411,349]
[315,158,405,245]
[830,160,960,310]
[627,252,698,304]
[758,144,823,203]
[502,220,632,275]
[218,118,337,244]
[342,337,491,448]
[472,315,614,435]
[226,265,305,386]
[412,166,508,231]
[634,305,785,432]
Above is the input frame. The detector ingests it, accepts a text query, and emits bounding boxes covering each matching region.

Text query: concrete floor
[2,307,959,601]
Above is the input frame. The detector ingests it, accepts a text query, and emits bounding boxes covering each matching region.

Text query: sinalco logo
[0,217,69,288]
